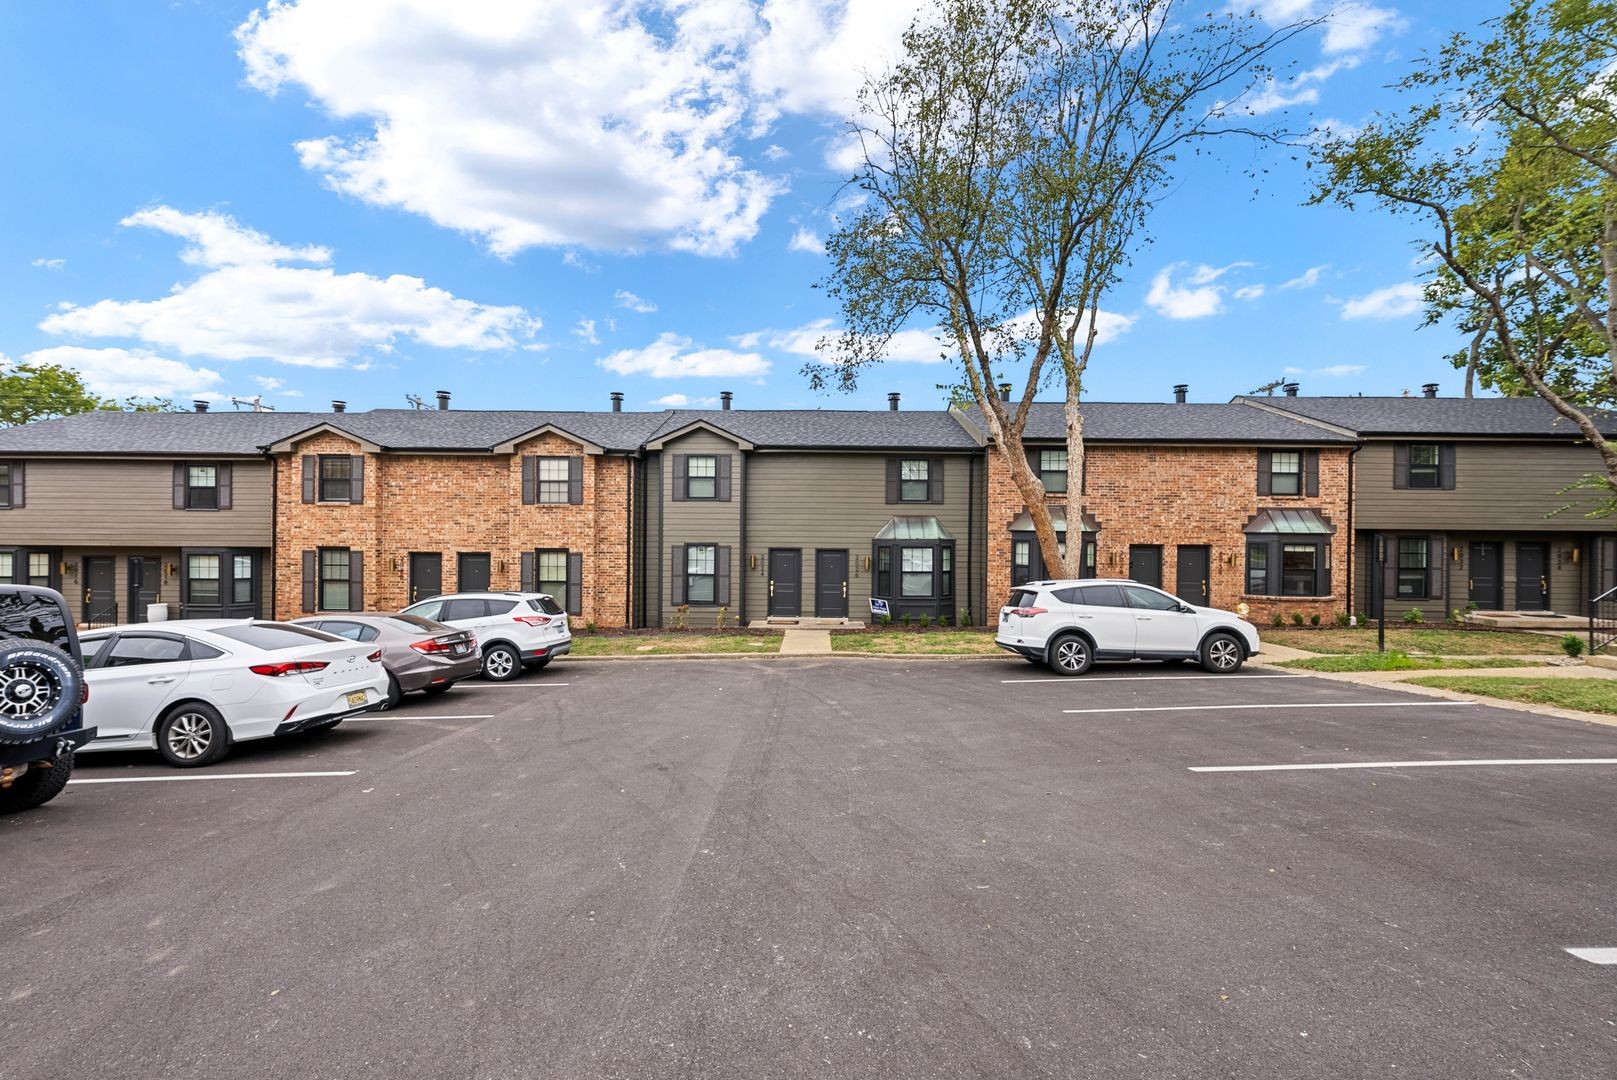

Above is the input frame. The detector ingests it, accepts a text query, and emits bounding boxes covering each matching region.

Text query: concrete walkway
[779,628,833,655]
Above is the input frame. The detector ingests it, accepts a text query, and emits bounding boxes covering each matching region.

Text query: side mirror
[1179,604,1195,614]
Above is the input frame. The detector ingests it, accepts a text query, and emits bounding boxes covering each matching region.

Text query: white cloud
[1230,57,1357,116]
[31,258,65,271]
[38,207,538,368]
[754,308,1132,366]
[1314,363,1367,377]
[21,346,222,400]
[1281,264,1329,290]
[598,332,770,379]
[252,375,286,392]
[1146,262,1252,320]
[762,144,790,161]
[573,318,600,346]
[1251,1,1406,56]
[1234,284,1266,301]
[614,290,657,314]
[788,227,825,255]
[650,393,720,407]
[1282,366,1305,376]
[1341,283,1424,320]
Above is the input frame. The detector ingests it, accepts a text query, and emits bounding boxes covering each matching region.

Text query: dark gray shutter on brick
[218,463,232,509]
[671,545,686,604]
[520,550,536,592]
[1428,535,1444,600]
[349,550,364,611]
[1256,450,1271,496]
[302,456,316,503]
[885,458,900,503]
[1439,445,1456,489]
[174,463,187,509]
[715,455,732,501]
[302,550,316,612]
[521,456,537,504]
[1304,450,1319,498]
[568,456,584,505]
[8,463,21,509]
[1393,444,1410,489]
[928,457,944,503]
[567,552,583,615]
[672,456,688,502]
[349,455,365,504]
[716,546,731,607]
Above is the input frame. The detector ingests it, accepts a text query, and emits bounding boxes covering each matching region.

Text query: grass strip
[1404,675,1617,716]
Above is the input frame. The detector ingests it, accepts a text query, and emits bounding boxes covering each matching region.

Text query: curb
[557,651,1014,663]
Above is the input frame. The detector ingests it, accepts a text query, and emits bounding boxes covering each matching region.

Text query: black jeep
[0,585,95,813]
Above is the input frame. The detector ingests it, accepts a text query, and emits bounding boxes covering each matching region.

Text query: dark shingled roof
[293,410,671,452]
[955,401,1355,443]
[0,410,320,456]
[1247,395,1617,437]
[648,409,981,449]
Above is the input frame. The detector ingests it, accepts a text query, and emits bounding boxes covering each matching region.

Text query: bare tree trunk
[1062,379,1086,578]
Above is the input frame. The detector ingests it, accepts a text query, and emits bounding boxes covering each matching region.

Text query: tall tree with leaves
[0,358,105,427]
[810,0,1315,577]
[1312,0,1617,477]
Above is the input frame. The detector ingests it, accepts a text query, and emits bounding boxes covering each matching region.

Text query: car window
[404,599,443,621]
[1050,587,1082,605]
[1007,590,1038,609]
[381,613,448,633]
[485,599,518,616]
[1075,584,1128,608]
[321,620,372,642]
[210,623,338,651]
[82,636,111,666]
[104,634,188,667]
[529,597,563,616]
[443,599,488,621]
[1122,585,1183,611]
[189,640,225,660]
[0,590,70,651]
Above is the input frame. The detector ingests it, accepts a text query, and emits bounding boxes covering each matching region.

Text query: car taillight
[514,615,552,627]
[410,638,460,655]
[249,660,330,677]
[1011,607,1047,618]
[81,684,90,705]
[367,649,382,663]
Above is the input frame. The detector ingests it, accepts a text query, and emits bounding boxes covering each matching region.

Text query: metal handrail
[1589,585,1617,655]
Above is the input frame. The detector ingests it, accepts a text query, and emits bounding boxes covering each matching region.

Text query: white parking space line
[70,771,357,785]
[1063,701,1477,715]
[1565,947,1617,964]
[1003,674,1305,685]
[452,683,570,689]
[345,714,494,722]
[1191,758,1617,774]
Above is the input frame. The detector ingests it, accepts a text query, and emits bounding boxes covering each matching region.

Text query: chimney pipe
[888,392,901,412]
[610,391,624,412]
[193,400,209,413]
[1172,383,1188,404]
[1283,382,1300,397]
[1421,382,1439,398]
[720,391,733,411]
[435,390,450,411]
[332,400,346,413]
[997,382,1012,402]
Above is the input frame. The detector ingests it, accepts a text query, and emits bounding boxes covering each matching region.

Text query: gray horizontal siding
[0,458,273,546]
[1354,531,1589,619]
[659,431,741,627]
[1354,441,1607,532]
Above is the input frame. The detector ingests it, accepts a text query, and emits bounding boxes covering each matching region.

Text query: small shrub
[1334,611,1351,628]
[1448,608,1466,626]
[715,606,729,630]
[919,614,933,628]
[1562,634,1586,658]
[1402,607,1424,625]
[1291,612,1305,627]
[1465,600,1479,614]
[672,604,689,631]
[1309,613,1321,626]
[1353,612,1368,628]
[937,614,951,627]
[879,613,892,626]
[901,612,912,627]
[584,620,598,635]
[959,608,971,626]
[1270,611,1285,628]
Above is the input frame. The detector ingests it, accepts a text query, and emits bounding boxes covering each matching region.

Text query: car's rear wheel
[379,671,403,711]
[1200,633,1244,674]
[156,703,230,768]
[481,644,521,682]
[1048,633,1093,677]
[0,637,81,745]
[0,747,74,814]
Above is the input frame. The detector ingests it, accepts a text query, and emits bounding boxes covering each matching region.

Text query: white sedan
[78,621,391,767]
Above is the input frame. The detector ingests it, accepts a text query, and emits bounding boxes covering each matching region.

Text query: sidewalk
[779,628,833,655]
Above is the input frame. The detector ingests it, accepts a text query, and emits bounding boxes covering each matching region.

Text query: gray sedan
[292,613,480,708]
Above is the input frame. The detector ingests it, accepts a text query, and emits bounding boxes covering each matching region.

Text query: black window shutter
[302,456,316,503]
[521,456,536,504]
[928,457,945,503]
[218,463,233,509]
[350,550,365,611]
[1256,450,1271,496]
[1428,535,1444,600]
[672,456,688,502]
[9,463,21,509]
[301,550,316,613]
[349,455,365,504]
[568,456,584,505]
[1393,444,1409,489]
[1319,541,1331,598]
[1304,450,1319,498]
[520,550,536,592]
[671,545,686,604]
[1439,445,1456,489]
[885,458,900,504]
[567,552,583,615]
[716,455,732,502]
[1384,538,1399,599]
[174,463,187,509]
[716,546,731,606]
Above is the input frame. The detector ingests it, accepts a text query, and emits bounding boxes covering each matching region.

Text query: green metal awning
[1006,508,1100,533]
[1243,508,1335,535]
[875,516,955,541]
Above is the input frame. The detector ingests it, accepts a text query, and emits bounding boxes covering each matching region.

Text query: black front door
[409,553,442,605]
[1128,545,1162,588]
[84,557,116,626]
[769,549,802,617]
[1468,542,1504,609]
[127,557,160,622]
[1176,545,1211,606]
[1516,542,1550,610]
[815,549,849,618]
[458,552,491,593]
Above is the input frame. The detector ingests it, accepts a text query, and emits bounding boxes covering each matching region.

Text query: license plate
[346,690,368,707]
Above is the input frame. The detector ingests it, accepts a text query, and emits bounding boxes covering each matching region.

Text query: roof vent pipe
[332,400,346,413]
[720,391,732,411]
[1283,382,1300,397]
[610,391,624,412]
[435,390,450,410]
[193,400,209,413]
[888,392,901,411]
[1422,382,1439,398]
[1172,384,1188,404]
[997,382,1012,402]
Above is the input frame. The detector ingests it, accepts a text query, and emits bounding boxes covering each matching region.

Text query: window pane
[322,582,351,610]
[233,555,252,579]
[688,456,717,478]
[688,576,715,602]
[900,459,928,481]
[538,550,568,598]
[0,553,11,579]
[538,458,570,481]
[1282,543,1318,596]
[319,456,352,501]
[188,465,216,488]
[189,555,220,580]
[0,464,9,506]
[28,553,50,579]
[321,550,351,579]
[1270,451,1301,495]
[900,546,933,597]
[686,457,717,500]
[1247,543,1267,594]
[1013,541,1030,568]
[1123,585,1181,610]
[189,555,221,603]
[211,623,333,651]
[1410,444,1440,466]
[687,546,715,574]
[1039,450,1068,473]
[1076,584,1128,607]
[538,457,571,504]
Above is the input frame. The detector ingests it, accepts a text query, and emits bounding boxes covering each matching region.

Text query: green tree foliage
[0,357,182,426]
[1311,0,1617,484]
[813,0,1314,575]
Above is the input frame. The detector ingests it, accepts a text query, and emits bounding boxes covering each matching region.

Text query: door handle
[1136,616,1151,621]
[1468,578,1473,590]
[147,676,176,684]
[769,580,775,597]
[1541,577,1548,592]
[842,581,847,598]
[84,590,91,606]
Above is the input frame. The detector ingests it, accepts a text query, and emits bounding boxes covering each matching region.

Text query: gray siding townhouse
[1252,392,1617,619]
[638,406,988,627]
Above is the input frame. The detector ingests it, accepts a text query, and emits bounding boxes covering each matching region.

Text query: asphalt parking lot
[4,657,1616,1080]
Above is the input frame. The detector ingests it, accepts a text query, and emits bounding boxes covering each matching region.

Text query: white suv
[401,592,572,681]
[997,579,1260,676]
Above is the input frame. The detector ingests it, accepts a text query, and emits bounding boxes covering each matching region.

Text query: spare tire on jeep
[0,636,83,744]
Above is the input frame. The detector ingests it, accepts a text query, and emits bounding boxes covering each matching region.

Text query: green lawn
[1262,627,1567,657]
[1405,675,1617,716]
[1276,651,1549,673]
[830,629,1003,655]
[568,632,782,656]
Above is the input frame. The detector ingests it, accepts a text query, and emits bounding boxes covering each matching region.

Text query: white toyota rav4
[997,578,1261,676]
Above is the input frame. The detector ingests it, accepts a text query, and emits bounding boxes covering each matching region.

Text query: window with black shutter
[1038,449,1067,493]
[537,457,571,503]
[318,456,353,502]
[898,459,929,502]
[0,462,14,509]
[686,456,718,500]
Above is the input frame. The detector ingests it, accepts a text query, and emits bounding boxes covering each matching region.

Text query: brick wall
[986,443,1354,626]
[273,431,633,626]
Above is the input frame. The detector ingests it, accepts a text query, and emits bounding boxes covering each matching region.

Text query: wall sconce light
[864,555,871,571]
[1451,546,1462,562]
[498,560,505,574]
[750,554,758,570]
[163,562,177,581]
[1225,551,1238,567]
[1572,547,1581,564]
[61,561,74,579]
[392,556,400,572]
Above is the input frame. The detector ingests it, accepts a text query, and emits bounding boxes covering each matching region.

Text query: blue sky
[0,0,1504,415]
